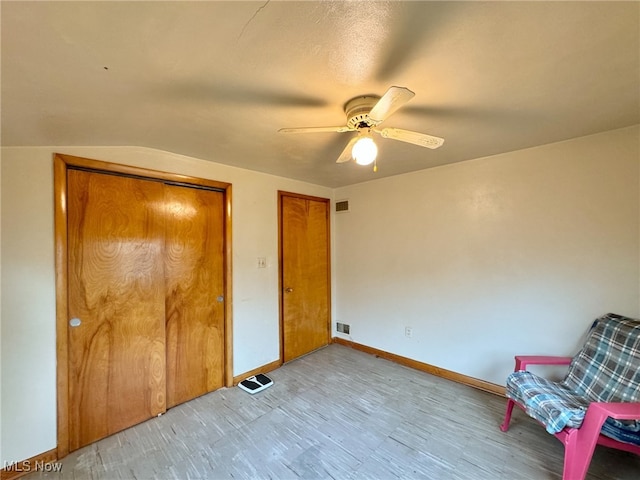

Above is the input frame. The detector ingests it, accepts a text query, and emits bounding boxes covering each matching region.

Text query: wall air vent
[335,199,350,213]
[336,322,350,334]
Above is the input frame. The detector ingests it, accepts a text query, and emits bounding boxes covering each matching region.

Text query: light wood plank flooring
[29,344,639,479]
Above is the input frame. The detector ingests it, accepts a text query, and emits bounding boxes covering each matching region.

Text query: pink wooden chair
[500,314,640,480]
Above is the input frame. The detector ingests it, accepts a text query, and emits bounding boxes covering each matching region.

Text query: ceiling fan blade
[278,126,352,134]
[368,86,415,123]
[375,127,444,149]
[336,136,360,163]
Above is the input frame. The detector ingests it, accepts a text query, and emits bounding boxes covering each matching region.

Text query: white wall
[334,126,639,386]
[0,146,332,465]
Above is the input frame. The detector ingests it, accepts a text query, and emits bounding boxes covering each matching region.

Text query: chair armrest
[573,402,640,453]
[513,355,573,371]
[589,402,640,420]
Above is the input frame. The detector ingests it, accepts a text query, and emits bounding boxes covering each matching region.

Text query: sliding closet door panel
[165,185,225,408]
[67,170,166,451]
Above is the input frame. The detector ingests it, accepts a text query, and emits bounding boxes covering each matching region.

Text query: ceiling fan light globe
[353,137,377,166]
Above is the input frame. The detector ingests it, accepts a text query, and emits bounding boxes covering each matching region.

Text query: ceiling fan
[278,86,444,169]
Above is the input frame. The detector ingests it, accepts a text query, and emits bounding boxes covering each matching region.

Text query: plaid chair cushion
[563,314,640,403]
[506,313,640,445]
[506,371,589,432]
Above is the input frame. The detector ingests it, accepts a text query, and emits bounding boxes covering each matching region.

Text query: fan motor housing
[344,95,380,129]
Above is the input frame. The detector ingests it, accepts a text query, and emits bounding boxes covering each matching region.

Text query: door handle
[284,287,294,293]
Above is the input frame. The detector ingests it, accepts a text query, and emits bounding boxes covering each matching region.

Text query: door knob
[69,318,82,327]
[285,287,294,293]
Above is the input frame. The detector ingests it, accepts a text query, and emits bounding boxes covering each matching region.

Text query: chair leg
[562,429,598,480]
[561,402,615,480]
[500,399,515,432]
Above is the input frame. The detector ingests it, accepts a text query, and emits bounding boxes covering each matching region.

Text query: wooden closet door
[280,193,331,362]
[67,170,166,451]
[165,185,225,407]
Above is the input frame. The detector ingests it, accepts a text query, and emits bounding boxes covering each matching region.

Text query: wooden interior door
[56,154,232,457]
[165,185,225,408]
[280,192,331,362]
[67,169,167,450]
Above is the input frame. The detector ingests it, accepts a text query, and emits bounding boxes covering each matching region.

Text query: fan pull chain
[373,158,378,172]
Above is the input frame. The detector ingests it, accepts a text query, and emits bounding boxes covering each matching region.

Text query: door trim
[54,153,234,458]
[277,190,331,363]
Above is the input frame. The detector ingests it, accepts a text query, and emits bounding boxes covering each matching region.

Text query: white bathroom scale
[238,373,273,394]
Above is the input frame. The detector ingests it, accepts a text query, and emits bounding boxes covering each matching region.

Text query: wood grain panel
[165,185,225,407]
[54,153,231,191]
[67,170,166,450]
[56,154,234,457]
[281,194,330,362]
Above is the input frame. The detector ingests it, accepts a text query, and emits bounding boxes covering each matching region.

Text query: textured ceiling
[2,1,639,187]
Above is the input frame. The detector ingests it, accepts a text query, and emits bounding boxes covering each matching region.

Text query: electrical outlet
[405,326,413,338]
[257,257,267,268]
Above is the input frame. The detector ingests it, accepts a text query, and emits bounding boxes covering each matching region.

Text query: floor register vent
[337,322,350,334]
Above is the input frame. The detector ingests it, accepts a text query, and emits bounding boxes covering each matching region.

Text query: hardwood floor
[28,344,639,479]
